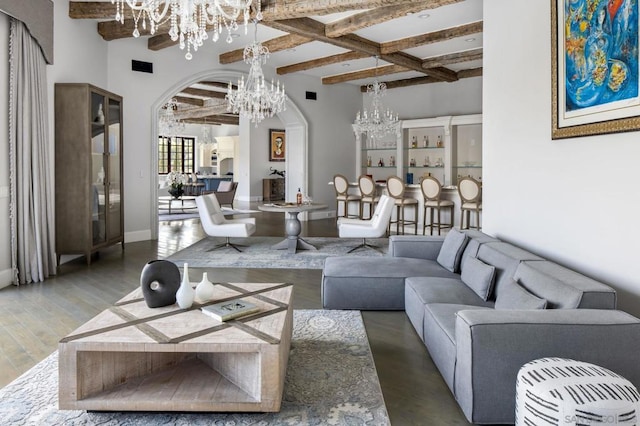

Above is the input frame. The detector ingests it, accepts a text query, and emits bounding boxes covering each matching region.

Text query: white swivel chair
[195,192,256,252]
[338,194,394,253]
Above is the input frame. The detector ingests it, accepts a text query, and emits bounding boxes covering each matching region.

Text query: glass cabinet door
[107,97,122,241]
[91,92,107,245]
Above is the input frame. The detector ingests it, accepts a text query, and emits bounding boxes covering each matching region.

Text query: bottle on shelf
[390,155,395,166]
[380,158,385,167]
[437,135,443,148]
[296,188,302,205]
[423,136,428,147]
[411,136,417,148]
[367,156,372,167]
[410,158,416,167]
[423,156,428,167]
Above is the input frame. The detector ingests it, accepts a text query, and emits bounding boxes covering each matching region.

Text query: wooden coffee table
[58,281,293,412]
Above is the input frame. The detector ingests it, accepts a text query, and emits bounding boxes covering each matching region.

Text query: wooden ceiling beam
[179,87,227,100]
[219,34,312,64]
[380,21,483,54]
[184,115,240,125]
[260,0,459,20]
[325,2,448,38]
[174,96,205,107]
[69,1,116,19]
[98,19,171,41]
[174,104,230,120]
[422,48,483,69]
[322,64,407,85]
[264,18,457,82]
[277,51,368,75]
[360,66,482,91]
[200,81,236,90]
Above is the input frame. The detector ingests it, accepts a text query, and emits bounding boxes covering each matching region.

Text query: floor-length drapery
[9,18,56,284]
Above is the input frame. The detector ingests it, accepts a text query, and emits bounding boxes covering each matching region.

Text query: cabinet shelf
[365,165,396,168]
[405,146,444,150]
[407,166,444,169]
[362,147,397,151]
[454,165,483,169]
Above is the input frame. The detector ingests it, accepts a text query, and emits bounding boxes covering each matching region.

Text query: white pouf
[516,358,640,425]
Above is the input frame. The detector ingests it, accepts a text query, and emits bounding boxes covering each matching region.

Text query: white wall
[484,1,640,315]
[0,13,11,288]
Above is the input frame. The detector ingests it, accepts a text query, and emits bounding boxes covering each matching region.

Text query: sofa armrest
[388,235,444,260]
[454,309,640,424]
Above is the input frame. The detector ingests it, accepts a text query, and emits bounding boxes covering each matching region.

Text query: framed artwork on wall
[269,129,285,162]
[552,0,640,139]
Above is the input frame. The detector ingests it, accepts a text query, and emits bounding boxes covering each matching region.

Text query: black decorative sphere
[140,260,181,308]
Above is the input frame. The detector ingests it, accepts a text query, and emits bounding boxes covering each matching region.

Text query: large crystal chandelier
[353,57,400,146]
[159,98,185,137]
[198,122,215,145]
[226,21,286,124]
[111,0,262,60]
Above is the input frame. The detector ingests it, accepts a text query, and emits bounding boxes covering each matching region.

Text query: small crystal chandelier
[111,0,262,60]
[159,98,185,137]
[226,21,286,124]
[199,122,215,145]
[353,56,400,146]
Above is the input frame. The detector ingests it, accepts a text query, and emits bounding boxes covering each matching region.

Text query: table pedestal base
[272,237,317,254]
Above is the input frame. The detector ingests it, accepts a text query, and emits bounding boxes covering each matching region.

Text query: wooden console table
[59,281,293,412]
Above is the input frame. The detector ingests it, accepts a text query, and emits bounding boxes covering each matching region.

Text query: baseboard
[308,210,336,220]
[125,229,152,243]
[0,268,14,289]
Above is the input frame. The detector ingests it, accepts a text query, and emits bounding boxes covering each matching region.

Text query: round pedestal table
[258,203,328,254]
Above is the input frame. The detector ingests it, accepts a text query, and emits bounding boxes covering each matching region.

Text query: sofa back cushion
[514,261,616,309]
[437,228,469,272]
[476,242,543,301]
[459,231,500,272]
[495,278,547,310]
[461,257,496,301]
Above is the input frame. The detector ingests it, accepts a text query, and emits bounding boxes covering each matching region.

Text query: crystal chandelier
[226,21,286,124]
[353,57,400,147]
[198,122,215,145]
[159,98,185,137]
[111,0,262,60]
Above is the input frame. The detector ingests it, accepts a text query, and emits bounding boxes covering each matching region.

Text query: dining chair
[458,176,482,230]
[386,175,418,235]
[420,175,454,235]
[332,174,361,218]
[358,174,380,220]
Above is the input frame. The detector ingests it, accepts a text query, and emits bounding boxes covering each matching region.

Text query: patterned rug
[0,310,389,425]
[166,236,388,269]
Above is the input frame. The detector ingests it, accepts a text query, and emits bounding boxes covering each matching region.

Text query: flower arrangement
[166,171,187,198]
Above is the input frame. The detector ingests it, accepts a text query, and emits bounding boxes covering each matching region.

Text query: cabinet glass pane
[453,123,482,184]
[107,98,122,241]
[91,92,106,245]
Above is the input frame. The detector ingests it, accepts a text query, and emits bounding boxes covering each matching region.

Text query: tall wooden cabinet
[55,84,124,265]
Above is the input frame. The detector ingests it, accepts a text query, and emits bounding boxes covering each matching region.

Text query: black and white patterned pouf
[516,358,640,425]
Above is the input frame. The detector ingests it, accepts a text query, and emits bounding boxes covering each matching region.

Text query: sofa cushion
[217,180,233,192]
[476,242,543,301]
[437,228,469,272]
[322,257,458,310]
[461,257,496,301]
[515,261,616,309]
[459,231,500,272]
[495,279,547,310]
[405,277,493,341]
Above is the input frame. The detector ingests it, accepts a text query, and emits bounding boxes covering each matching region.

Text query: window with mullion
[158,135,195,175]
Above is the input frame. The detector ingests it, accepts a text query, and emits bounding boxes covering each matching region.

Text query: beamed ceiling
[68,0,483,125]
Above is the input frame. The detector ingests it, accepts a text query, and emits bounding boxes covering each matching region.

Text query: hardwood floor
[0,208,471,425]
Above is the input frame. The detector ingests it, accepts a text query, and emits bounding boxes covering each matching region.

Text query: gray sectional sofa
[321,230,640,424]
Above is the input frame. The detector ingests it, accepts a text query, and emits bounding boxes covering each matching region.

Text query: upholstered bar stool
[458,176,482,230]
[358,174,380,220]
[333,174,361,218]
[420,175,454,235]
[516,358,640,426]
[386,175,418,235]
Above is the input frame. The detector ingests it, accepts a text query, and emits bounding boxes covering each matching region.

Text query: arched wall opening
[149,69,308,239]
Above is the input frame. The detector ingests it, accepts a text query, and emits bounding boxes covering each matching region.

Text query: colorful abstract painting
[552,0,640,138]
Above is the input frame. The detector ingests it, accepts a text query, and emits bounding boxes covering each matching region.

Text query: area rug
[0,310,389,425]
[166,236,388,269]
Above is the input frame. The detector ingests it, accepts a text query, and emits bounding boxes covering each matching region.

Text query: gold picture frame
[269,129,285,162]
[551,0,640,139]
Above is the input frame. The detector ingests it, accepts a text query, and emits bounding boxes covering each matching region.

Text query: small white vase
[195,272,214,301]
[175,263,194,309]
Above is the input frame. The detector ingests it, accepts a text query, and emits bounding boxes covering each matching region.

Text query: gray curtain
[9,18,56,285]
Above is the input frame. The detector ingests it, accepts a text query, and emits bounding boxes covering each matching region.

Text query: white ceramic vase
[175,263,194,309]
[195,272,214,301]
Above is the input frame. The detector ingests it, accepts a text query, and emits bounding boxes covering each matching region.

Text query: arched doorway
[149,70,308,239]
